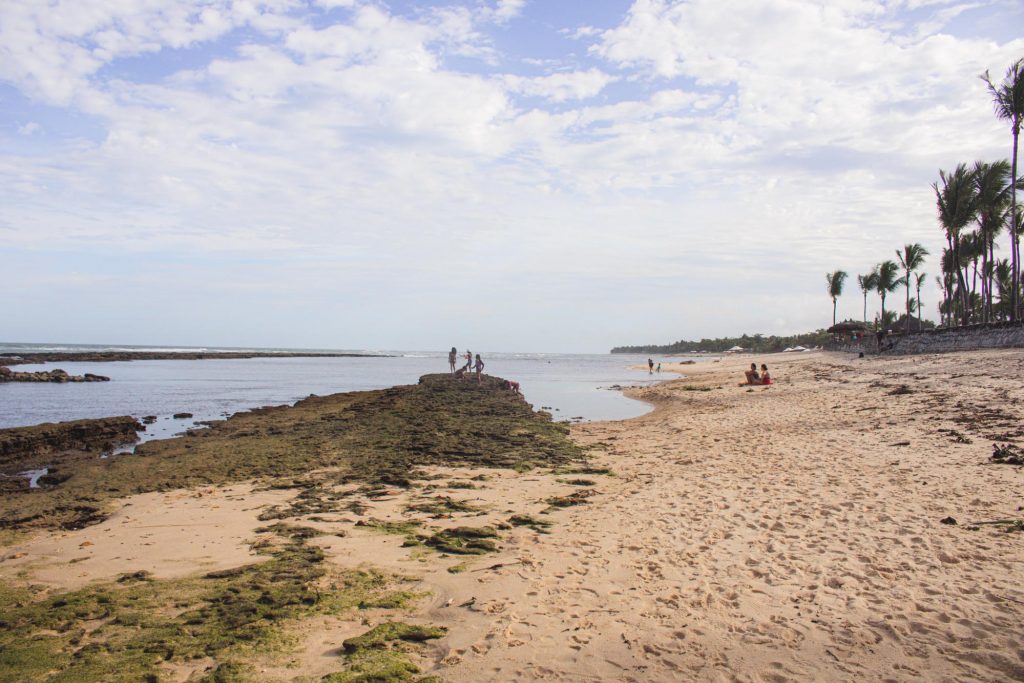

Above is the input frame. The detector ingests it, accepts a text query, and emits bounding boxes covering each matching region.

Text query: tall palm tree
[875,260,900,330]
[933,164,978,325]
[972,159,1011,322]
[915,272,927,329]
[996,258,1013,319]
[858,270,878,323]
[982,58,1024,320]
[896,243,929,333]
[826,270,848,327]
[939,248,957,325]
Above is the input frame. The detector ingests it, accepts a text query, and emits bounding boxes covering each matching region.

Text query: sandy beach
[3,350,1023,681]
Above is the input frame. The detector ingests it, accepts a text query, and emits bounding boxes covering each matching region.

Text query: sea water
[0,345,700,440]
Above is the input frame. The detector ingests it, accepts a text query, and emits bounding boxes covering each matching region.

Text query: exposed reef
[0,373,583,532]
[0,367,109,383]
[0,416,143,466]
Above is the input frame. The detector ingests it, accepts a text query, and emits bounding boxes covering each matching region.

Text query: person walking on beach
[656,363,661,373]
[448,347,457,373]
[474,354,485,383]
[648,358,654,374]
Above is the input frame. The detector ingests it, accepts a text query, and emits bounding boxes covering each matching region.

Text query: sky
[2,0,1023,353]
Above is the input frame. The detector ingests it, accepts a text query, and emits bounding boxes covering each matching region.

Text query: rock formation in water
[0,367,110,383]
[0,416,143,466]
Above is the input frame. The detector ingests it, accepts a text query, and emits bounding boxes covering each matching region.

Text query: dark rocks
[172,412,193,419]
[0,416,143,467]
[141,416,157,425]
[0,367,110,383]
[940,517,958,525]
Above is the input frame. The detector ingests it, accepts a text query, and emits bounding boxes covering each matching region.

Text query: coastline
[2,351,1023,680]
[0,350,389,366]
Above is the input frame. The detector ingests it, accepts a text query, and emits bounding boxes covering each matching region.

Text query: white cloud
[1,0,1022,348]
[504,68,616,102]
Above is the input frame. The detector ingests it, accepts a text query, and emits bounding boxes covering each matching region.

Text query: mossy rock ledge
[1,373,584,533]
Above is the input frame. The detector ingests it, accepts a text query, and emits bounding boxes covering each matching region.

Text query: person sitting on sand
[743,363,760,384]
[474,354,485,383]
[448,347,457,373]
[759,364,772,385]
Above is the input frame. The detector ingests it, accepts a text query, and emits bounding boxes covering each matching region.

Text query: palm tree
[826,270,848,327]
[933,164,978,325]
[915,272,927,329]
[875,260,900,330]
[972,160,1011,321]
[996,258,1013,319]
[896,243,929,333]
[858,270,878,323]
[982,58,1024,320]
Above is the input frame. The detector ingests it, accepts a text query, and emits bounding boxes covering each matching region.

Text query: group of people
[446,347,521,394]
[742,363,772,386]
[449,347,484,382]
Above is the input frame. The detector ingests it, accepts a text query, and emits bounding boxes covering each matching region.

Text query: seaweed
[545,489,597,510]
[0,529,438,683]
[404,497,479,517]
[990,443,1024,465]
[342,623,447,651]
[552,465,613,476]
[424,527,498,555]
[2,374,583,533]
[508,514,554,534]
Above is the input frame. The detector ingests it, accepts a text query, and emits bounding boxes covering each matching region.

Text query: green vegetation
[323,623,447,683]
[508,514,554,534]
[423,526,498,555]
[611,330,831,354]
[0,530,442,683]
[826,270,848,328]
[839,58,1023,331]
[544,489,596,511]
[1,373,583,533]
[405,496,480,517]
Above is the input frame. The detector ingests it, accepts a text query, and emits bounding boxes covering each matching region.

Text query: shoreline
[0,350,391,366]
[2,351,1023,680]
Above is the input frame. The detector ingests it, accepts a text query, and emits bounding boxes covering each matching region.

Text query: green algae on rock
[0,533,437,682]
[1,373,584,533]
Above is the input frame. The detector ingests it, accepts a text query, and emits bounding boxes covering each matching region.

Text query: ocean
[0,344,701,441]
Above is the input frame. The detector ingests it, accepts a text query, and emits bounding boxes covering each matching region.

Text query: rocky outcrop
[0,416,143,468]
[0,367,110,383]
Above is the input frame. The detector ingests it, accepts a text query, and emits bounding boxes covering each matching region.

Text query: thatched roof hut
[827,322,869,334]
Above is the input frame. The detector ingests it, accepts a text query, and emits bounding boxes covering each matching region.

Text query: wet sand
[3,350,1023,681]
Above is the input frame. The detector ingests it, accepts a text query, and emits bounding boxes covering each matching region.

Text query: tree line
[611,330,832,355]
[827,57,1023,332]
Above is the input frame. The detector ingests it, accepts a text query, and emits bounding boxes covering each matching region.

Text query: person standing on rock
[464,349,472,372]
[448,347,458,373]
[474,354,485,383]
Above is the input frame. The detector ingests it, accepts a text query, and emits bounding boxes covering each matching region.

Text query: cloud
[504,68,616,102]
[1,0,1022,348]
